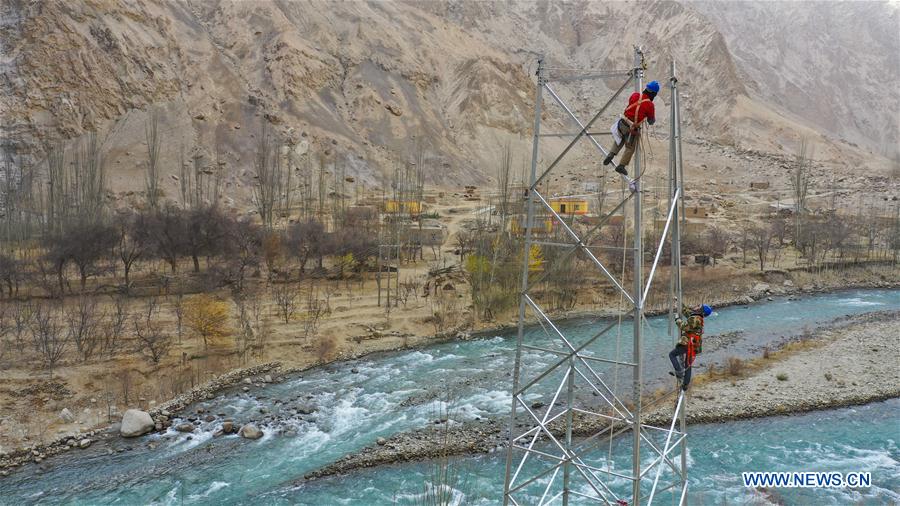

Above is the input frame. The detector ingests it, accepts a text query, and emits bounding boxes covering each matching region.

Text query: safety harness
[621,94,652,134]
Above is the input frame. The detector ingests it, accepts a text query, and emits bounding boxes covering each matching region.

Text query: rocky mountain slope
[1,0,894,203]
[692,0,900,160]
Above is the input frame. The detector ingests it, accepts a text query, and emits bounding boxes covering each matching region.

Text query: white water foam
[188,481,230,500]
[454,390,512,419]
[840,297,884,307]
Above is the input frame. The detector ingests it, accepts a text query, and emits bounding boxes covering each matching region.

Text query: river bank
[2,282,897,477]
[302,310,900,480]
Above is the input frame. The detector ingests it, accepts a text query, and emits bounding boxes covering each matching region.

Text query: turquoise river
[0,289,898,505]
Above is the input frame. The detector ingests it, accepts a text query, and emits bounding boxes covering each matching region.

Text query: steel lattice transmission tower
[502,47,688,505]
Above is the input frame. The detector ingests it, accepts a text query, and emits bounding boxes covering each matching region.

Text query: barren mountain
[1,0,895,203]
[692,0,900,160]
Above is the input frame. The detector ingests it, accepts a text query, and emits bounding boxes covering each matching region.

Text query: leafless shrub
[429,290,461,334]
[726,357,745,377]
[315,334,338,362]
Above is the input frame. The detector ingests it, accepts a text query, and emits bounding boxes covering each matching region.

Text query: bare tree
[102,296,128,357]
[221,218,261,295]
[133,298,171,365]
[232,294,253,364]
[824,213,852,260]
[454,231,474,262]
[65,296,104,362]
[2,156,39,248]
[251,121,292,229]
[147,204,187,273]
[66,220,117,290]
[11,300,33,348]
[145,109,162,211]
[30,302,68,375]
[172,293,185,344]
[790,138,813,242]
[114,211,151,292]
[287,219,325,275]
[302,283,325,339]
[73,131,107,219]
[749,225,773,271]
[496,142,512,223]
[0,304,10,365]
[889,204,900,263]
[271,283,297,323]
[0,253,21,298]
[45,140,67,235]
[705,226,731,267]
[185,205,227,272]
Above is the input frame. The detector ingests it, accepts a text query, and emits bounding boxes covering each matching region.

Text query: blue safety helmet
[646,80,660,94]
[701,304,713,317]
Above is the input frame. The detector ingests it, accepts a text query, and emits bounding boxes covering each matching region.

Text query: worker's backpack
[688,315,704,354]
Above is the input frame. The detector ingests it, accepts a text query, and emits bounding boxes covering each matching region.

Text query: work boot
[614,164,628,176]
[682,382,690,392]
[603,153,615,166]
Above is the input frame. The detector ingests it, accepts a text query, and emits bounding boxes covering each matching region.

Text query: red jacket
[623,92,655,126]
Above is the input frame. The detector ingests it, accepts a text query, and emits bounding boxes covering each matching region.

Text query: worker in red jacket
[603,80,659,176]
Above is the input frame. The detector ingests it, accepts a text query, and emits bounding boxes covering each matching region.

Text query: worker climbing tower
[502,47,689,505]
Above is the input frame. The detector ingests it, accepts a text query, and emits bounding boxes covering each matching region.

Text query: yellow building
[510,216,553,236]
[384,200,422,215]
[549,198,589,216]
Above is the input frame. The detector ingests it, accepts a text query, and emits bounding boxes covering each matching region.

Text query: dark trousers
[669,344,692,388]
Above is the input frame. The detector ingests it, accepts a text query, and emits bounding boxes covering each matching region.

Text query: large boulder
[120,409,155,437]
[239,424,263,440]
[59,408,75,423]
